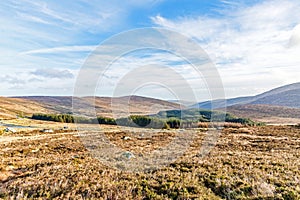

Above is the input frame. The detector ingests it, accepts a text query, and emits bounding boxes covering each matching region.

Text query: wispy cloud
[0,0,168,96]
[0,0,129,95]
[21,45,97,55]
[31,68,74,79]
[288,24,300,47]
[1,75,26,85]
[0,69,77,96]
[152,0,300,97]
[1,0,299,99]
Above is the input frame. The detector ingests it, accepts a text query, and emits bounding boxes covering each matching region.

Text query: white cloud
[31,68,74,79]
[0,68,78,96]
[87,50,214,101]
[0,0,166,96]
[289,24,300,47]
[151,0,300,98]
[10,0,123,32]
[20,45,97,55]
[1,0,299,100]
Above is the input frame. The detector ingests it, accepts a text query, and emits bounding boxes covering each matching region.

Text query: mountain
[224,104,300,123]
[1,82,299,122]
[0,95,183,119]
[192,82,300,109]
[225,104,300,118]
[0,97,51,119]
[194,96,253,110]
[167,100,195,107]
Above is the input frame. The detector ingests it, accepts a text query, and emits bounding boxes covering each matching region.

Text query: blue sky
[1,0,300,100]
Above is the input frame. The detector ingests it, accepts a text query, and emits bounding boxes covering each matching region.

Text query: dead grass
[0,96,183,120]
[0,97,52,120]
[0,125,299,199]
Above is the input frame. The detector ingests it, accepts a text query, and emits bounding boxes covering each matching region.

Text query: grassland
[1,122,299,199]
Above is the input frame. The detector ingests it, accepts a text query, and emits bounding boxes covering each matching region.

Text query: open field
[1,122,300,199]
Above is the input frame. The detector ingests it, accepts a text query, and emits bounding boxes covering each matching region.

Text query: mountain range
[0,96,182,120]
[190,82,300,123]
[193,82,300,109]
[0,82,299,123]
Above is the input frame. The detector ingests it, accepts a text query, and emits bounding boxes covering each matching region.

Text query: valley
[1,82,300,199]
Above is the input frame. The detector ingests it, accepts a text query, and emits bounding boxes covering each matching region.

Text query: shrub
[116,115,168,129]
[97,117,116,125]
[166,118,181,129]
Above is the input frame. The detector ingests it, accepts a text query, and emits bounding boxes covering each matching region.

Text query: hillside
[2,96,183,119]
[223,104,300,124]
[0,97,51,119]
[193,82,300,109]
[2,81,299,122]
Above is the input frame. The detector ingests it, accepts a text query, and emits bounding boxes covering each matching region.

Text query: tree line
[32,112,262,129]
[31,114,182,128]
[32,114,116,125]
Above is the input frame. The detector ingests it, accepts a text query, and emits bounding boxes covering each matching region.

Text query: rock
[31,148,39,153]
[4,127,16,133]
[121,136,131,140]
[121,151,135,159]
[41,129,54,133]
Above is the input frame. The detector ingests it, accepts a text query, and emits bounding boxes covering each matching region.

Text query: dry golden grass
[4,96,183,119]
[0,124,300,199]
[0,97,52,119]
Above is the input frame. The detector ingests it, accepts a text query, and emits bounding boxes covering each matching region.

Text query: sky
[1,0,300,101]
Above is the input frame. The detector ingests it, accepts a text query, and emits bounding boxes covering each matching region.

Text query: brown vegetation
[224,104,300,124]
[1,124,299,199]
[0,97,52,119]
[0,96,183,120]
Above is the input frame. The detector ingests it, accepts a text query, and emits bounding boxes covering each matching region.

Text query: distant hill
[4,95,183,119]
[226,104,300,118]
[0,97,51,119]
[192,82,300,109]
[167,100,195,107]
[1,82,299,123]
[223,104,300,124]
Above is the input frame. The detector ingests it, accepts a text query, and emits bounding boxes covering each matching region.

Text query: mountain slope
[193,82,300,109]
[223,104,300,124]
[10,95,183,118]
[0,97,52,119]
[225,104,300,118]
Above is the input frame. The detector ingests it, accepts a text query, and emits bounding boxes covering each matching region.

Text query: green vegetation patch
[32,108,263,129]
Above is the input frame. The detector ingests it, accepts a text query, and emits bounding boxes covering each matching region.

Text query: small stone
[121,136,131,140]
[31,149,39,153]
[122,151,135,159]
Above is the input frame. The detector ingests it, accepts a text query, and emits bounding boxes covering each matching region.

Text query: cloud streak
[151,0,300,97]
[1,0,299,99]
[21,45,97,55]
[0,0,167,96]
[31,68,74,79]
